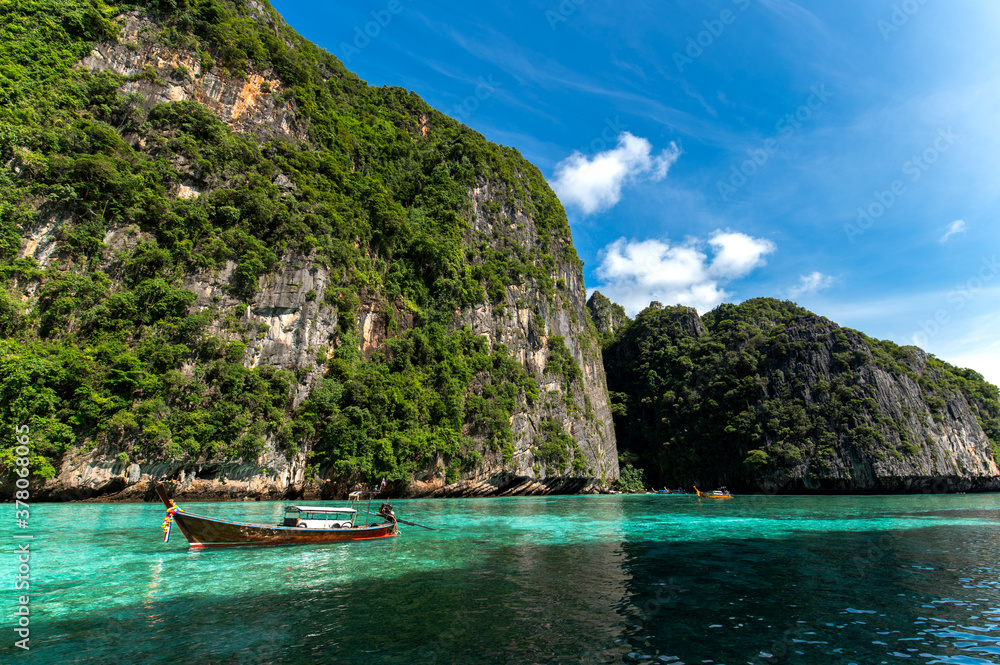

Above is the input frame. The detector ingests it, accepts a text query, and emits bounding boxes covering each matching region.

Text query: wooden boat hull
[171,511,398,549]
[156,484,398,549]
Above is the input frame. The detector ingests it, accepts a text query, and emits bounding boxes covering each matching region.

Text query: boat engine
[377,502,395,520]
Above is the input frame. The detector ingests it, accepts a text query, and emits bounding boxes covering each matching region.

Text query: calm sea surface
[2,493,999,665]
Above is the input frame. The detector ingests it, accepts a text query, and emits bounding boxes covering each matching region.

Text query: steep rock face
[12,5,617,501]
[81,11,304,143]
[455,182,618,491]
[11,444,309,503]
[605,299,1000,493]
[586,291,629,344]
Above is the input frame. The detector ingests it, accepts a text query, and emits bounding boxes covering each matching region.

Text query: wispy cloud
[788,271,835,298]
[681,80,717,117]
[610,57,646,80]
[939,219,967,243]
[757,0,829,35]
[592,231,776,315]
[424,17,745,149]
[552,133,681,215]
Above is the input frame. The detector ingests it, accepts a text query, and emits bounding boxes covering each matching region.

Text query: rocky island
[599,297,1000,493]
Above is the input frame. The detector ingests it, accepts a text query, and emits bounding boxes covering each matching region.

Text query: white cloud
[708,232,777,279]
[551,133,680,215]
[787,271,835,298]
[939,219,967,243]
[593,232,776,315]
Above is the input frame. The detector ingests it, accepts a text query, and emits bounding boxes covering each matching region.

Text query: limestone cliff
[1,1,617,501]
[604,299,1000,493]
[586,291,629,345]
[81,10,304,143]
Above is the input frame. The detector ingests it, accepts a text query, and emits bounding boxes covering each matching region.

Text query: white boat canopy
[283,506,357,514]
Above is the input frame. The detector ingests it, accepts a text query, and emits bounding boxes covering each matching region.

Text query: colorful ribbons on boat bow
[162,500,181,542]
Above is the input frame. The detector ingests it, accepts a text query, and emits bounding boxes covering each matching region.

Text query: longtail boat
[155,483,399,549]
[694,486,733,499]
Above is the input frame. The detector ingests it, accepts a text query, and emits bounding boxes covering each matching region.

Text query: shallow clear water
[2,493,1000,664]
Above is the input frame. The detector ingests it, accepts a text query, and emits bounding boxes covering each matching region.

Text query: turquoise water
[2,493,1000,664]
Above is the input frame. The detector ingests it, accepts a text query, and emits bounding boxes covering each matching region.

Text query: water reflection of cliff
[608,525,1000,665]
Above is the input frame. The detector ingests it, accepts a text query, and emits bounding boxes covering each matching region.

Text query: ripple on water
[8,493,1000,665]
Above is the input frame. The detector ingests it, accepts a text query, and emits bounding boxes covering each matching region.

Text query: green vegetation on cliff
[295,325,538,483]
[0,0,578,481]
[586,291,628,347]
[603,298,1000,490]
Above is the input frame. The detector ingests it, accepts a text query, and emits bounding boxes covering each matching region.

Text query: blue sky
[270,0,1000,385]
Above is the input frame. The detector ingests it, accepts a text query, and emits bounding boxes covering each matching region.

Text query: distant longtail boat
[694,486,734,499]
